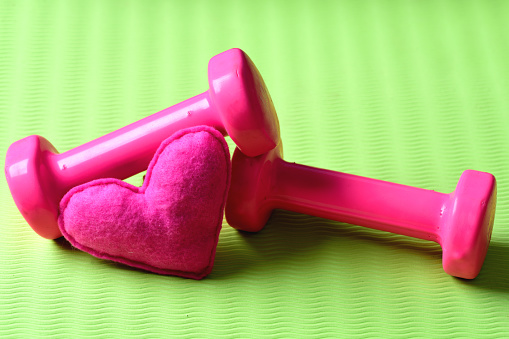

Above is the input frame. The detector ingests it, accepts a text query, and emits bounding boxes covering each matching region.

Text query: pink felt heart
[58,126,231,279]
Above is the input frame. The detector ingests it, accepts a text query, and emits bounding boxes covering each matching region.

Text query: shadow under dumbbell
[230,210,509,289]
[222,210,441,276]
[459,241,509,293]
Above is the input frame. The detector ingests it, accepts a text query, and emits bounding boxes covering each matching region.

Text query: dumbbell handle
[227,143,495,278]
[271,159,444,242]
[50,91,223,189]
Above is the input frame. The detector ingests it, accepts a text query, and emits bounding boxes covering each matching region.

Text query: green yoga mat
[1,0,508,337]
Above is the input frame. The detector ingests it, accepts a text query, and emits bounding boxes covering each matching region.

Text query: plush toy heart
[58,126,231,279]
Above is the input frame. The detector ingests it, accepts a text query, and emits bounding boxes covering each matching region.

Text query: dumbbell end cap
[5,135,62,239]
[208,48,280,157]
[441,170,497,279]
[226,144,282,232]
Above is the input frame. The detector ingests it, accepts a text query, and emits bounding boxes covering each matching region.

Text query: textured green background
[1,0,509,337]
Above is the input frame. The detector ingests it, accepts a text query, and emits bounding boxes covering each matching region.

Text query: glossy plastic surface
[208,49,280,157]
[5,48,279,239]
[226,143,497,279]
[5,136,62,239]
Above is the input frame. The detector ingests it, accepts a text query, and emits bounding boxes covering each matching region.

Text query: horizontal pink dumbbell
[226,143,497,279]
[5,48,280,239]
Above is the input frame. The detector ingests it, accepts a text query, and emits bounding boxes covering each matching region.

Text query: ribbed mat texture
[1,0,508,337]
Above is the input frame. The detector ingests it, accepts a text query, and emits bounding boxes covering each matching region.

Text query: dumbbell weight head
[440,170,497,279]
[208,48,280,157]
[226,143,282,233]
[5,135,62,239]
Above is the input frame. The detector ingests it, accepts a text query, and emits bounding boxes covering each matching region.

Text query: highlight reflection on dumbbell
[226,143,496,279]
[5,48,280,239]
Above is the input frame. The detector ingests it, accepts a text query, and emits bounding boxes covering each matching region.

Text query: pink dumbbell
[226,143,497,279]
[5,48,280,239]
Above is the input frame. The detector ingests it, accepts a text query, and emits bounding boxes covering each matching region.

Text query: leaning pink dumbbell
[226,143,497,279]
[5,48,280,239]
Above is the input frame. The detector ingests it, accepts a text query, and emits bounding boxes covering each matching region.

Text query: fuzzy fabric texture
[58,126,231,279]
